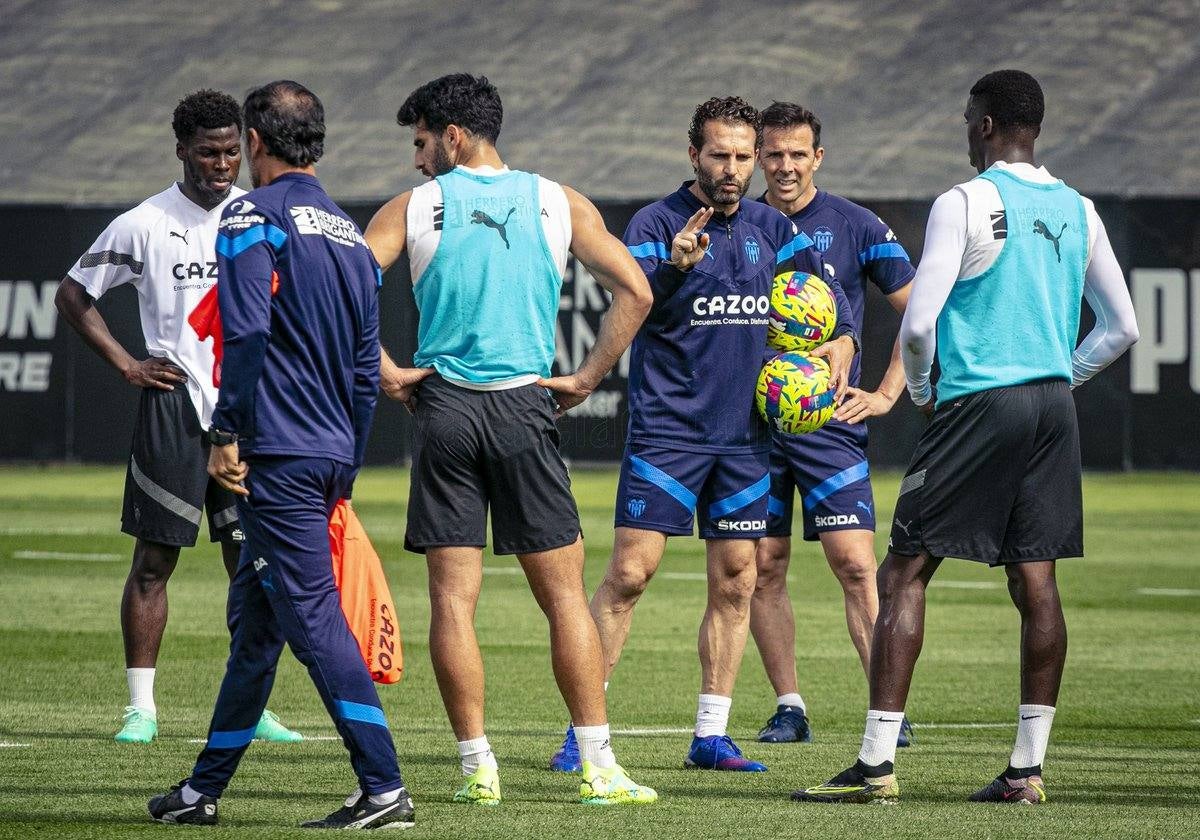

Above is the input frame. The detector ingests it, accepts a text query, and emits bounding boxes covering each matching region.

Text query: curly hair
[242,80,325,167]
[397,73,502,144]
[969,70,1044,130]
[761,101,821,149]
[688,96,762,151]
[172,89,241,142]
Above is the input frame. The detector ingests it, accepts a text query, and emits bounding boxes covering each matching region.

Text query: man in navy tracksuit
[148,81,414,830]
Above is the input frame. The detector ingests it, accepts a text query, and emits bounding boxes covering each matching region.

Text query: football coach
[147,80,415,830]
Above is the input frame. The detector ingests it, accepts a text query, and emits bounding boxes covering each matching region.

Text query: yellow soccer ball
[756,352,836,435]
[767,271,837,352]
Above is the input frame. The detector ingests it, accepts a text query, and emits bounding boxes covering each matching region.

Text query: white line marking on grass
[482,567,523,575]
[930,580,1001,590]
[611,727,695,736]
[0,527,107,536]
[660,572,709,581]
[13,550,123,561]
[1136,588,1200,597]
[0,742,31,747]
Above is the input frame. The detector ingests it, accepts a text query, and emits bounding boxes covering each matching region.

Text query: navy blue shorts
[766,423,876,541]
[614,442,770,539]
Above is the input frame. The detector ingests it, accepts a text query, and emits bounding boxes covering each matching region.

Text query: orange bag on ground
[329,500,403,683]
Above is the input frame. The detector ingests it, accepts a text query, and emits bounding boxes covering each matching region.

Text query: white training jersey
[68,183,246,429]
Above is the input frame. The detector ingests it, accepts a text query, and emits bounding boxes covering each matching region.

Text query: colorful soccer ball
[767,271,837,352]
[756,352,837,435]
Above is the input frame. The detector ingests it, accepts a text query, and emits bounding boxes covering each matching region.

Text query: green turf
[0,466,1197,838]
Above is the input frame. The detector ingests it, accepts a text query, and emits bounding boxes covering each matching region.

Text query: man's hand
[381,366,434,413]
[208,443,249,497]
[536,373,595,417]
[916,392,937,418]
[124,357,186,391]
[834,387,900,424]
[810,334,855,401]
[669,206,714,272]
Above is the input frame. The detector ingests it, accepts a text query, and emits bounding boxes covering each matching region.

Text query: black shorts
[405,375,581,556]
[888,379,1082,566]
[121,387,243,548]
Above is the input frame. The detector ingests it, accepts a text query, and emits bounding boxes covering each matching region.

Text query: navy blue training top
[623,182,856,454]
[211,173,381,468]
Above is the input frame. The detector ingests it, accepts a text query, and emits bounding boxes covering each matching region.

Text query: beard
[430,140,455,176]
[696,167,750,209]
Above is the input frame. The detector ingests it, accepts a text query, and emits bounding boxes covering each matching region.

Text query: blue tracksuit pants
[189,456,403,796]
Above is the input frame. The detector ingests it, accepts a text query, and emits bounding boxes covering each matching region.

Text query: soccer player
[54,90,300,746]
[750,102,916,746]
[148,80,414,829]
[553,97,859,774]
[365,73,658,807]
[792,70,1139,805]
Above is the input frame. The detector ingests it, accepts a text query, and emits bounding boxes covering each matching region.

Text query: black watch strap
[206,427,238,446]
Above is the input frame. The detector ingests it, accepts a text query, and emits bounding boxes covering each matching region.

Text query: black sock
[1004,764,1041,780]
[857,758,894,776]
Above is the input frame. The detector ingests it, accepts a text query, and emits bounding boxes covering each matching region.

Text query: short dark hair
[397,73,502,144]
[969,69,1044,130]
[688,96,762,151]
[761,101,822,149]
[172,89,241,143]
[242,80,325,167]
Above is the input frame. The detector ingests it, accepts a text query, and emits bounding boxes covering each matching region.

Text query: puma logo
[169,230,189,244]
[894,519,913,536]
[1032,219,1067,262]
[470,208,516,249]
[857,500,873,517]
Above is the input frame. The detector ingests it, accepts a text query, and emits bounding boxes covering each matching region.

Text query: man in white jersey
[55,90,301,745]
[792,70,1138,805]
[365,73,657,806]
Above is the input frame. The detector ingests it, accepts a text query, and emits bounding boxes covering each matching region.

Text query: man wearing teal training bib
[793,70,1139,806]
[365,74,658,807]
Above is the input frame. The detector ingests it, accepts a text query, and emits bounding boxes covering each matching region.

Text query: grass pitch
[0,466,1197,839]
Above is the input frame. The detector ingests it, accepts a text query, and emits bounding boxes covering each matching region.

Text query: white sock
[179,783,203,805]
[574,723,616,769]
[127,668,156,715]
[368,788,401,806]
[776,693,805,712]
[457,735,498,775]
[1010,704,1056,770]
[695,694,732,738]
[858,710,904,768]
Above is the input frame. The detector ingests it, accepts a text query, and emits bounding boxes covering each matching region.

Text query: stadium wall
[1,199,1197,469]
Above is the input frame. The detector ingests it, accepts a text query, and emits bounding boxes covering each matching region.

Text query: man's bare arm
[834,282,913,423]
[54,277,185,390]
[538,187,653,412]
[364,191,412,273]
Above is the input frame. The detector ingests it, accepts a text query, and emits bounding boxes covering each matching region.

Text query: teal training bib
[935,168,1087,405]
[413,168,561,384]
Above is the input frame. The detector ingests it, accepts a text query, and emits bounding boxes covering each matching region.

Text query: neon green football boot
[454,764,502,805]
[580,761,658,805]
[115,706,157,743]
[254,709,304,742]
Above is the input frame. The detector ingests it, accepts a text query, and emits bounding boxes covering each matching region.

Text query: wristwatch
[841,330,861,355]
[206,427,238,446]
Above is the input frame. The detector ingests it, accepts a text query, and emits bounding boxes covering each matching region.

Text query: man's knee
[828,548,877,592]
[710,547,757,606]
[876,551,937,603]
[754,539,790,595]
[602,556,654,605]
[128,541,180,593]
